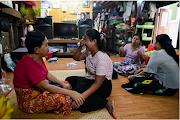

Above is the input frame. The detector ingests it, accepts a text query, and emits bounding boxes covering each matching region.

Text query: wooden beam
[2,8,21,18]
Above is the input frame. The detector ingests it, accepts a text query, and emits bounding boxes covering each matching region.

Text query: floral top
[124,43,145,65]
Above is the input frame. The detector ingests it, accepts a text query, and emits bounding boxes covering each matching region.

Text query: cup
[21,37,26,48]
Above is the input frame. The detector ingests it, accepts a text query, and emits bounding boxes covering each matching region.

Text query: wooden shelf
[18,19,36,24]
[1,8,21,18]
[53,52,74,56]
[48,39,80,43]
[115,42,125,46]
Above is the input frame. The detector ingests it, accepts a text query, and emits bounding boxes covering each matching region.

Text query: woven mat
[6,69,113,119]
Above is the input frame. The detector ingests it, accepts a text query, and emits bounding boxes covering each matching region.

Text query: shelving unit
[135,24,154,43]
[0,2,21,53]
[48,39,80,56]
[106,24,115,53]
[114,29,135,53]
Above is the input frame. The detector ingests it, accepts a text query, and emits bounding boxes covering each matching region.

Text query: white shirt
[143,49,179,89]
[82,49,113,80]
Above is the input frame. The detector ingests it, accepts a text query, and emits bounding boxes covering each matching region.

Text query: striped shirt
[82,49,113,80]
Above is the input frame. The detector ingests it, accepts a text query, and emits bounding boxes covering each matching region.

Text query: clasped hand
[70,91,85,109]
[62,83,71,90]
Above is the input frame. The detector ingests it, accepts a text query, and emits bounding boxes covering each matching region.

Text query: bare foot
[105,100,115,116]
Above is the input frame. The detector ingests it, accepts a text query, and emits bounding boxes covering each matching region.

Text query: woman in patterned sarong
[13,31,84,115]
[113,34,145,76]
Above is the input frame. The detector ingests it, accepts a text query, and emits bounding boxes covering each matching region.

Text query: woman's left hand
[62,83,71,89]
[128,75,136,81]
[71,101,81,109]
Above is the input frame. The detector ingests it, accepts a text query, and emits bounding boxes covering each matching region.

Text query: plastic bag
[0,18,13,32]
[0,84,12,94]
[133,17,144,27]
[4,53,16,72]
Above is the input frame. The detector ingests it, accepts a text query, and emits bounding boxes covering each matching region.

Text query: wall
[160,2,179,48]
[35,1,93,23]
[169,2,178,20]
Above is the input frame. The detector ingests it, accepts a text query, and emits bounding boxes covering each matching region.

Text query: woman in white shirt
[122,34,179,96]
[65,29,114,116]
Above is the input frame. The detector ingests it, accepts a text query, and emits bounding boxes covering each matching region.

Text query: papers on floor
[67,61,77,67]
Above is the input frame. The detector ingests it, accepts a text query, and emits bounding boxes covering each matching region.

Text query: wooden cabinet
[0,31,12,53]
[0,2,21,53]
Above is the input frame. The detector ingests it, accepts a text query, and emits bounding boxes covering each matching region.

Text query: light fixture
[138,0,143,4]
[93,3,96,7]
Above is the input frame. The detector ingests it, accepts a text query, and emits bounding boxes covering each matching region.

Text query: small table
[11,48,28,62]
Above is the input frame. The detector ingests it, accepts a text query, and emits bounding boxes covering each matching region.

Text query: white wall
[168,7,180,48]
[160,4,179,48]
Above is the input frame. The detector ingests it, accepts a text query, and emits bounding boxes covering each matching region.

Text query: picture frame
[82,0,90,8]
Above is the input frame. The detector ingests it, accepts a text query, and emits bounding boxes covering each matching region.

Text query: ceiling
[92,1,178,14]
[93,1,122,13]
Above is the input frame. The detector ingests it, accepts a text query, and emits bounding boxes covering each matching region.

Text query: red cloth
[13,55,48,88]
[147,44,155,52]
[23,1,36,6]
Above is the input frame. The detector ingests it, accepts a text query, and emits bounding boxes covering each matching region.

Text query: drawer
[1,31,9,37]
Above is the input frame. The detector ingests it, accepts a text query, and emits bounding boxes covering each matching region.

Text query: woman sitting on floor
[13,31,84,115]
[113,34,145,76]
[122,34,179,96]
[65,29,115,116]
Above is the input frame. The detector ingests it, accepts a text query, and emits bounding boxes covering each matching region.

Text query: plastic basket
[144,22,153,25]
[109,18,123,25]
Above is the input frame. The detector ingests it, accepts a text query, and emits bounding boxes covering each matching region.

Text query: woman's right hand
[134,68,143,75]
[119,46,124,55]
[79,37,86,47]
[70,91,85,106]
[120,46,124,52]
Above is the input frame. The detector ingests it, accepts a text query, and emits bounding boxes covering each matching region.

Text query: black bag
[133,17,144,27]
[0,18,13,32]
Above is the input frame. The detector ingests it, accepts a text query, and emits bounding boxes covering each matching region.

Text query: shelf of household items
[17,19,36,27]
[48,39,80,56]
[0,2,21,18]
[109,17,123,25]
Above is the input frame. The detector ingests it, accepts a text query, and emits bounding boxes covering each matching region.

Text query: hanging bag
[0,18,13,32]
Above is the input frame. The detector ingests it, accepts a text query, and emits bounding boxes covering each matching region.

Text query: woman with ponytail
[65,29,115,116]
[122,34,179,96]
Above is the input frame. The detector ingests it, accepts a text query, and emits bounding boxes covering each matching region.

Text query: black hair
[25,31,46,54]
[156,34,179,66]
[86,29,107,54]
[133,34,142,41]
